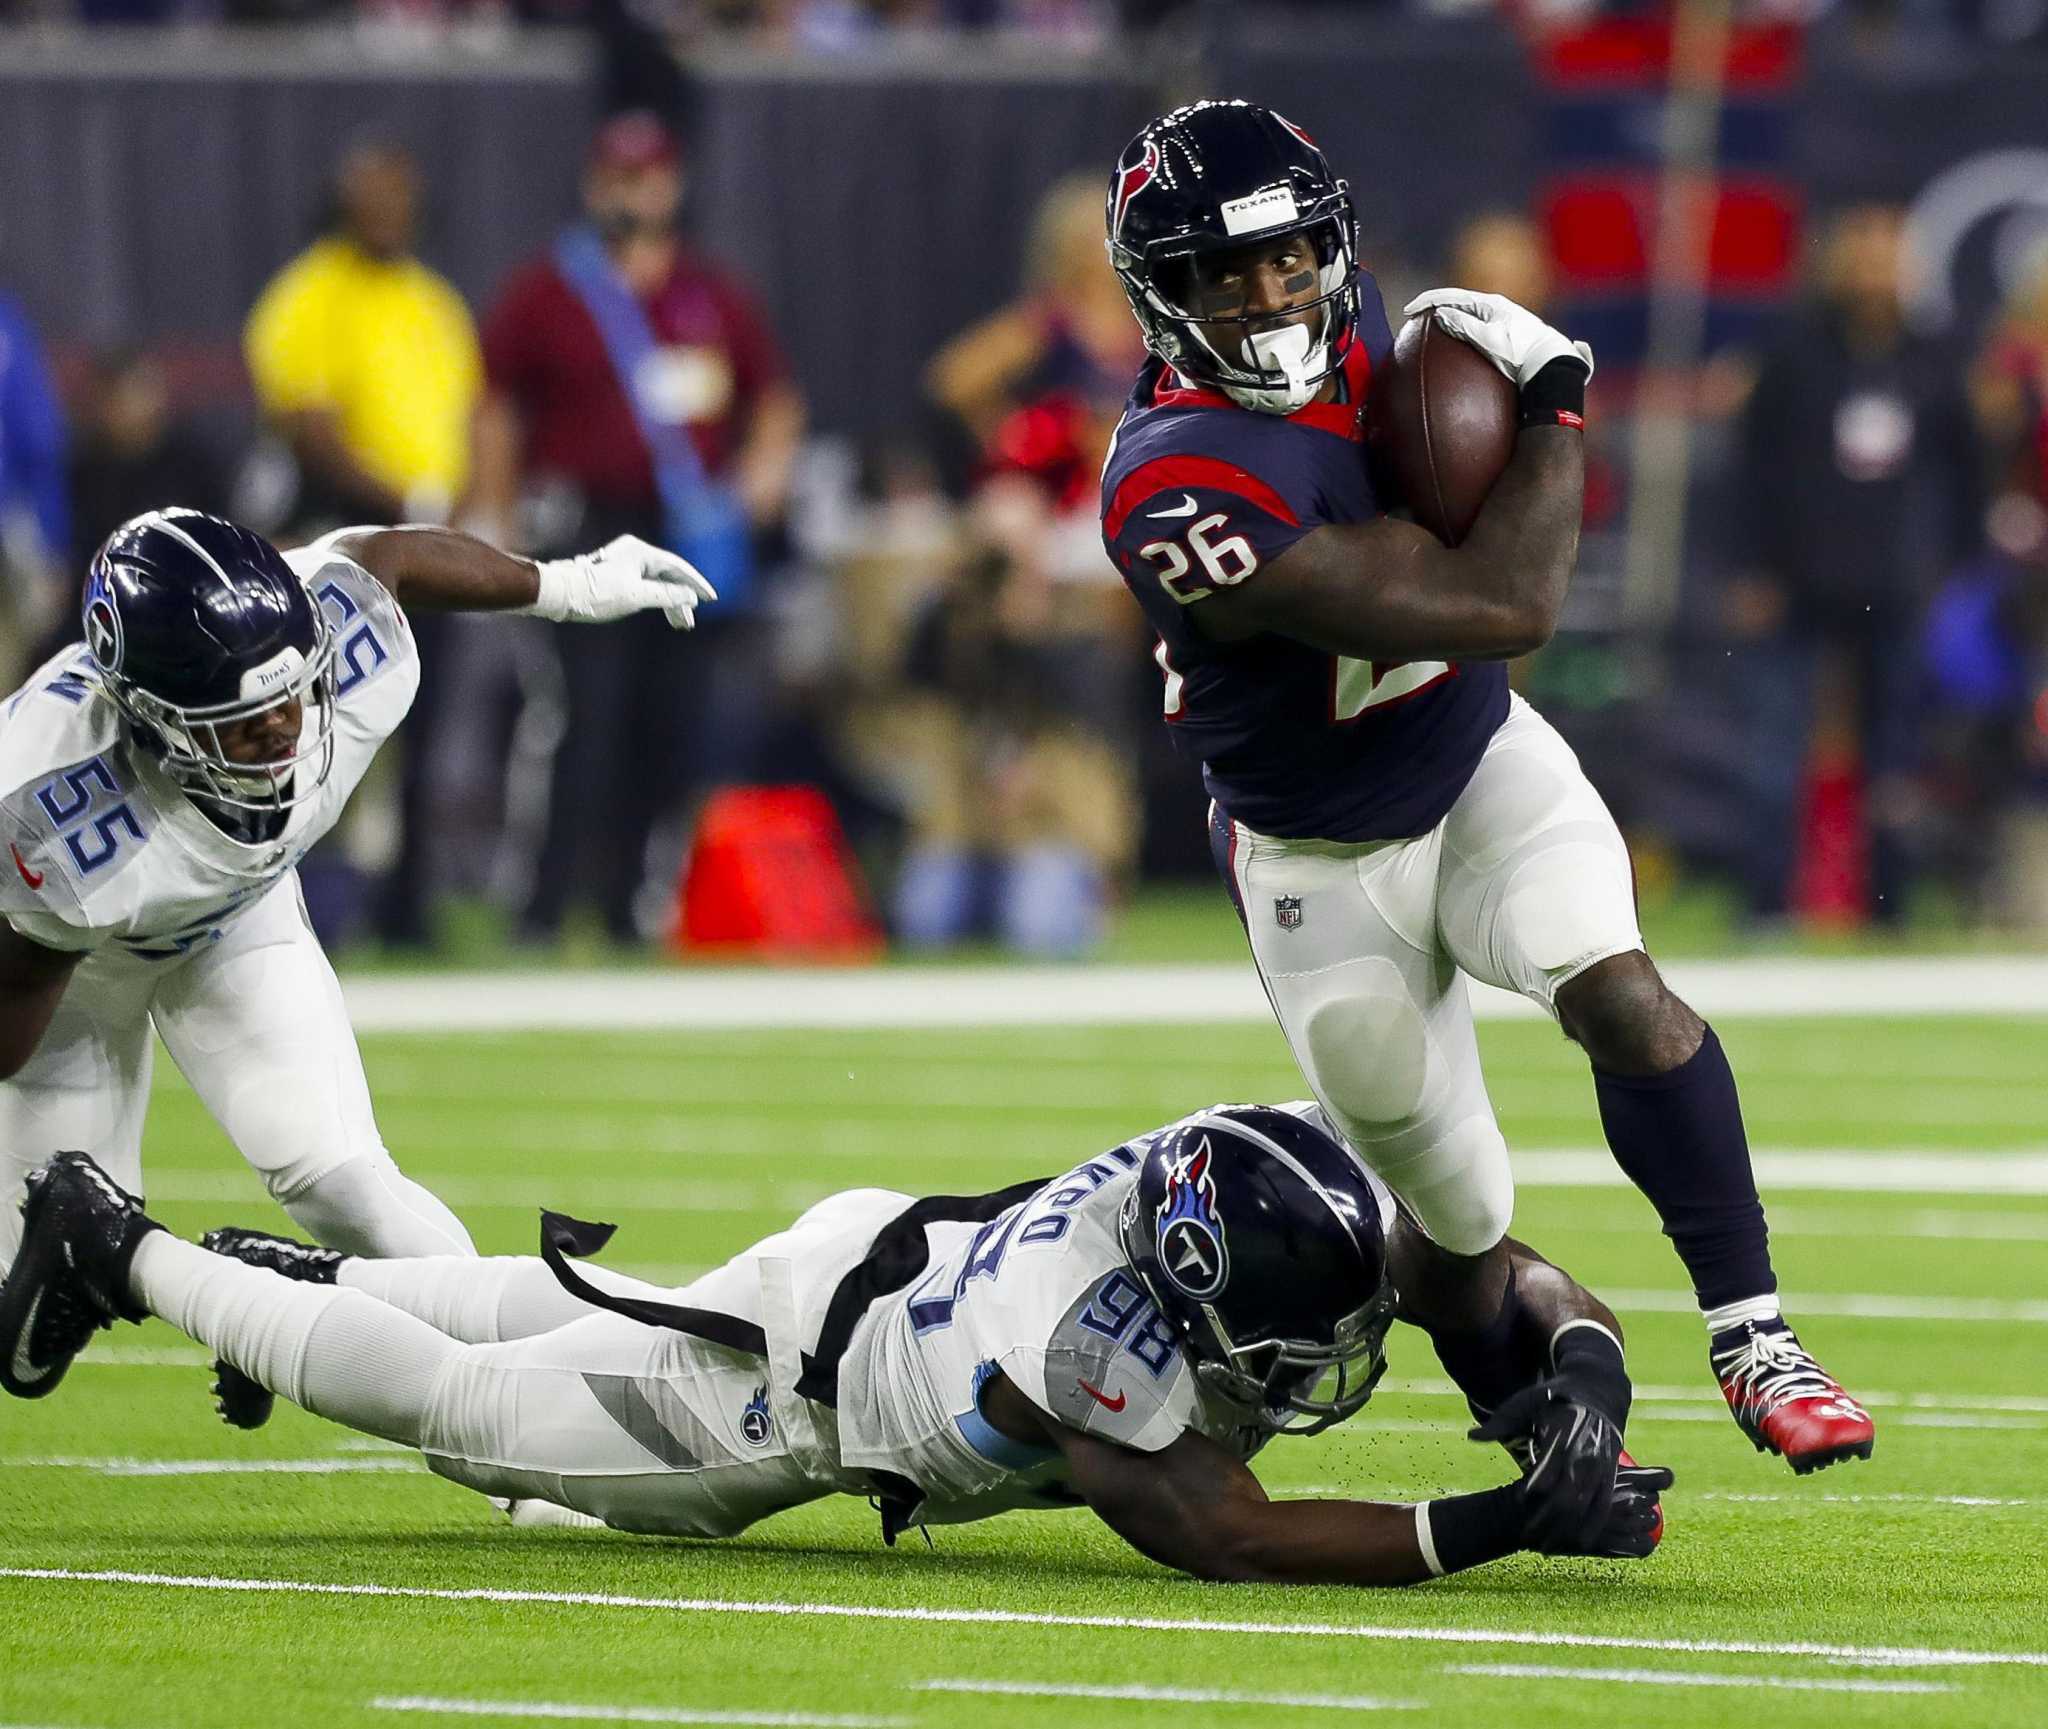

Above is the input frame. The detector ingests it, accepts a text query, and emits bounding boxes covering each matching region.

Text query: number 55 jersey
[0,535,418,960]
[1100,270,1509,844]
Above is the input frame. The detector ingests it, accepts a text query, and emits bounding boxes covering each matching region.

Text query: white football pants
[0,872,471,1271]
[126,1198,899,1537]
[1218,695,1644,1256]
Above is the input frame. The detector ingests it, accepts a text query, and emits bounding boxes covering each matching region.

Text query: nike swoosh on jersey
[8,1285,54,1386]
[1146,493,1201,520]
[10,844,43,891]
[1077,1378,1127,1413]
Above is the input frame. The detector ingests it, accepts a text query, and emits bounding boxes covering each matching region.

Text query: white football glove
[1404,288,1595,388]
[522,535,718,630]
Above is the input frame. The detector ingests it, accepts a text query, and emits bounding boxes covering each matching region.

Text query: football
[1366,313,1518,546]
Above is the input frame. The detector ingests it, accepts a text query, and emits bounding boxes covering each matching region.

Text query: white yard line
[372,1700,906,1729]
[1698,1493,2030,1508]
[8,1456,422,1477]
[4,1569,2042,1669]
[133,1152,2048,1208]
[916,1679,1420,1710]
[335,958,2048,1031]
[1443,1664,1953,1695]
[1380,1377,2048,1415]
[1605,1288,2048,1324]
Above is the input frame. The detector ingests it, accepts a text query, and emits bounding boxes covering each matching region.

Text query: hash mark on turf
[1445,1664,1954,1695]
[372,1697,907,1728]
[6,1570,2044,1669]
[919,1679,1421,1710]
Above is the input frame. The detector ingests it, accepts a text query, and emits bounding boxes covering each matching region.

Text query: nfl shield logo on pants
[1274,895,1304,931]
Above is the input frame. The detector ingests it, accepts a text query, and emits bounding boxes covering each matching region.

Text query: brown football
[1366,314,1517,546]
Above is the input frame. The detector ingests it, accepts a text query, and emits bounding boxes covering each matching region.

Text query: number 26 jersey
[1100,269,1508,844]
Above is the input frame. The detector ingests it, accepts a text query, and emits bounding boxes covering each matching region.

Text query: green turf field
[3,1013,2044,1728]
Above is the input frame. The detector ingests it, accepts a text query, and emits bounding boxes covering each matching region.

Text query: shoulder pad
[1035,1267,1196,1452]
[286,542,415,704]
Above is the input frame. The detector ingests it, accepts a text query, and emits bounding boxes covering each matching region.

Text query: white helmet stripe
[142,513,234,587]
[1183,1107,1369,1263]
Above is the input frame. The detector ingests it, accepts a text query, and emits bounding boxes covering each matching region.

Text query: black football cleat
[199,1226,346,1429]
[1713,1318,1875,1474]
[0,1153,160,1399]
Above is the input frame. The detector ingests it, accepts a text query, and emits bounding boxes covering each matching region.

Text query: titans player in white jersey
[3,1106,1669,1582]
[0,509,713,1291]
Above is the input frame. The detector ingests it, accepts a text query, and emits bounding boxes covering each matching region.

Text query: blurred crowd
[5,103,2048,956]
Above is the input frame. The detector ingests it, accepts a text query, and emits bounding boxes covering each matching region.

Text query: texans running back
[1,1104,1669,1583]
[0,510,712,1309]
[1099,101,1872,1471]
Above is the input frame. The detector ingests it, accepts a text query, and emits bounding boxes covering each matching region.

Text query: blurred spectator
[67,349,230,568]
[244,140,480,528]
[1919,494,2048,928]
[1729,204,1979,926]
[471,110,805,943]
[925,174,1145,485]
[890,474,1138,956]
[1970,238,2048,510]
[1447,210,1553,313]
[0,283,68,687]
[245,138,485,946]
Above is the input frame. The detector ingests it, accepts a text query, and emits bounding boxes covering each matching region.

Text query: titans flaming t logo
[1157,1136,1230,1299]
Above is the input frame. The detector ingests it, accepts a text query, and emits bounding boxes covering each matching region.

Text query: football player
[0,1104,1670,1584]
[1099,102,1872,1472]
[0,510,713,1321]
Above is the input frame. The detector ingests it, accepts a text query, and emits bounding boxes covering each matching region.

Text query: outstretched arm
[978,1369,1661,1587]
[330,527,715,630]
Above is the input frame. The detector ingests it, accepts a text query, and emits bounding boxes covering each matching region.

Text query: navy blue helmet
[1106,100,1360,414]
[83,509,338,816]
[1118,1104,1395,1436]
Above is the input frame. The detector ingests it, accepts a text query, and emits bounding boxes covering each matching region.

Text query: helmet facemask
[1188,1281,1397,1437]
[110,618,341,820]
[1114,208,1360,416]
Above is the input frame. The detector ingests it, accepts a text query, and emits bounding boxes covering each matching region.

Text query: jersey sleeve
[1,786,115,954]
[997,1267,1201,1454]
[1103,455,1312,609]
[285,539,420,728]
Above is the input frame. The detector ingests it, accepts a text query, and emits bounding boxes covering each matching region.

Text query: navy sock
[1594,1025,1775,1311]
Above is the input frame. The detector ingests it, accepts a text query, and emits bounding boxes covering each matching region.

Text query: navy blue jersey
[1101,273,1508,842]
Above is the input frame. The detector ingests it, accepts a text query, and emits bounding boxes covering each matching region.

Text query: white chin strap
[1221,321,1327,415]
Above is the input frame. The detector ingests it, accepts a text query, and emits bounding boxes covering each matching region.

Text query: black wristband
[1421,1484,1526,1576]
[1552,1321,1632,1430]
[1518,356,1588,431]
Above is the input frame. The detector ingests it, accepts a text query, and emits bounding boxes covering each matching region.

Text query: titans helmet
[83,509,338,816]
[1118,1104,1395,1436]
[1105,100,1360,415]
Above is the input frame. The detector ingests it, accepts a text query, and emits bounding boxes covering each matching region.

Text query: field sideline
[2,998,2045,1728]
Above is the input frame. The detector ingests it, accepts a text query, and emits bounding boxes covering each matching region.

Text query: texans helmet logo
[1275,112,1318,148]
[1112,139,1161,239]
[1156,1135,1230,1299]
[85,594,124,676]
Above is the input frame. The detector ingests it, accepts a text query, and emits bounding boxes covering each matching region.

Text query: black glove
[1580,1463,1675,1560]
[1471,1378,1626,1553]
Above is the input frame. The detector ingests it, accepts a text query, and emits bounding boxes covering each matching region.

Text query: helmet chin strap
[1221,321,1327,415]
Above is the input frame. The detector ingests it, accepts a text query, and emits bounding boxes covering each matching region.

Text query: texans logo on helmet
[1112,139,1161,239]
[740,1385,772,1448]
[85,593,124,676]
[1156,1137,1230,1299]
[1275,112,1317,147]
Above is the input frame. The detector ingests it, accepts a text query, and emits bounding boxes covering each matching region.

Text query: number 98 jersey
[834,1105,1395,1528]
[1101,269,1509,844]
[0,533,419,959]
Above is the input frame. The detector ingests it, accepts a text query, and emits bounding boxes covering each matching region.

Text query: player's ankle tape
[1518,357,1587,430]
[1424,1484,1526,1575]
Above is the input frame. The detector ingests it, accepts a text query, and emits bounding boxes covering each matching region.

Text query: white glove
[1404,288,1595,388]
[521,535,718,630]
